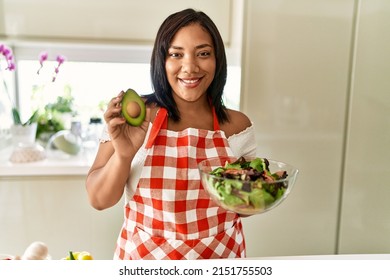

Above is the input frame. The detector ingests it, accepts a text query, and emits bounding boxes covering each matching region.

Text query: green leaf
[224,162,241,170]
[11,108,22,125]
[23,110,39,126]
[249,188,275,209]
[210,167,226,176]
[249,158,266,172]
[275,188,286,200]
[12,108,39,126]
[223,194,246,207]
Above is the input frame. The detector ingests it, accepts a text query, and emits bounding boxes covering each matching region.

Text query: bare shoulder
[145,101,160,123]
[221,109,252,138]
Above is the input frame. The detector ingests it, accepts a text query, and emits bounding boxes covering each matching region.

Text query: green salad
[207,157,289,212]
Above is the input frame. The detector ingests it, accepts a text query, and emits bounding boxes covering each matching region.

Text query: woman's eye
[169,52,182,58]
[198,51,211,57]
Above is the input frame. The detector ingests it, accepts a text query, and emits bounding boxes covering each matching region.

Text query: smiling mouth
[180,78,201,84]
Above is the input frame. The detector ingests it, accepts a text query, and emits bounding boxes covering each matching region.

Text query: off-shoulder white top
[100,122,257,201]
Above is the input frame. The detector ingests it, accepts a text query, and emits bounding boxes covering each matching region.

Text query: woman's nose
[181,56,199,73]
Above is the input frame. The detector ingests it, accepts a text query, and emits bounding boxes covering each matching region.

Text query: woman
[86,8,257,260]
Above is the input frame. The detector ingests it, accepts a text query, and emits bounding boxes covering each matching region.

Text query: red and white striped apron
[114,107,246,260]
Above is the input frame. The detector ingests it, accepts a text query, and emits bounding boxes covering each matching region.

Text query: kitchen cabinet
[337,0,390,254]
[241,0,390,258]
[241,0,355,257]
[0,175,123,260]
[0,0,232,44]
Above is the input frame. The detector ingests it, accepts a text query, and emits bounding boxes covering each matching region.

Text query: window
[13,43,241,129]
[17,60,153,127]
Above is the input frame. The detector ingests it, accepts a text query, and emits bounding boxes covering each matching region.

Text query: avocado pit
[126,101,141,118]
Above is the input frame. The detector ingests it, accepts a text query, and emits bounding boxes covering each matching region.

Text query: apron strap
[145,107,168,149]
[145,106,220,148]
[212,106,220,131]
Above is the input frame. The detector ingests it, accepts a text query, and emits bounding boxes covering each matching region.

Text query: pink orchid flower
[37,51,48,74]
[0,44,16,71]
[52,55,66,82]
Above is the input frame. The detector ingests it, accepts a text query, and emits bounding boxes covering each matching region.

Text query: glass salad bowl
[198,156,298,215]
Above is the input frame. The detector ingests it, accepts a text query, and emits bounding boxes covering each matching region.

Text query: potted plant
[36,87,76,144]
[0,43,66,145]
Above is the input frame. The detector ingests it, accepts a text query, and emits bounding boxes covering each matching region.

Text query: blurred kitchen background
[0,0,389,259]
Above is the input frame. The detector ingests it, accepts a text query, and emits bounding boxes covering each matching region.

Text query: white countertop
[254,254,390,260]
[0,145,93,177]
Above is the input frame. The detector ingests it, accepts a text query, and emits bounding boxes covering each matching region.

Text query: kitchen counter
[0,145,93,177]
[254,254,390,260]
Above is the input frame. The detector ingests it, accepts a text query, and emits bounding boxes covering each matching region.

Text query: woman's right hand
[103,91,150,159]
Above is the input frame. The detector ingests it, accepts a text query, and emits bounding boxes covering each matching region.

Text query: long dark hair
[144,8,229,123]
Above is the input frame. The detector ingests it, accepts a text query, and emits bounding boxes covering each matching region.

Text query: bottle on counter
[82,117,103,160]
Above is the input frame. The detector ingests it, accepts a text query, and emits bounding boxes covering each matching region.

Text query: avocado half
[121,88,146,126]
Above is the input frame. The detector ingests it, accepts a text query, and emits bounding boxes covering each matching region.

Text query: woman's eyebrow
[169,43,213,50]
[195,43,213,49]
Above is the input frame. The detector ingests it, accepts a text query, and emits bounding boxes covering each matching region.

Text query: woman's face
[165,23,216,103]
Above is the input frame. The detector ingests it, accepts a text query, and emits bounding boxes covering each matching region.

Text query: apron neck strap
[212,106,221,131]
[145,106,220,149]
[145,107,168,149]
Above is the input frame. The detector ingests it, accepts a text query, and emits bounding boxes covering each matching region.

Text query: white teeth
[181,79,199,84]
